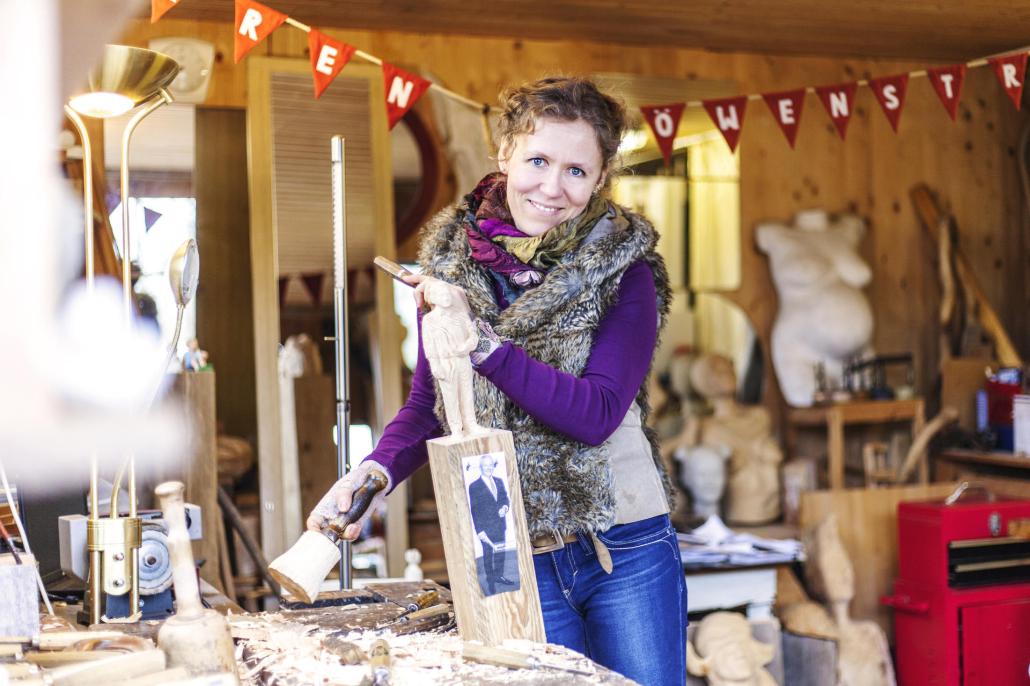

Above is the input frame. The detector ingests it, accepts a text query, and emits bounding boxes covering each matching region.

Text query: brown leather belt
[531,531,577,554]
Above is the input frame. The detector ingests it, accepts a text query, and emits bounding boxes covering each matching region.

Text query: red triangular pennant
[988,52,1029,110]
[701,96,748,152]
[869,74,910,132]
[640,103,685,165]
[234,0,287,64]
[300,272,325,307]
[382,64,432,130]
[815,83,857,140]
[762,89,806,148]
[151,0,179,23]
[309,29,356,98]
[927,64,967,120]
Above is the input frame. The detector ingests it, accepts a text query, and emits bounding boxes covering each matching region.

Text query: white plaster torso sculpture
[676,354,783,524]
[756,209,874,407]
[421,281,486,438]
[687,611,777,686]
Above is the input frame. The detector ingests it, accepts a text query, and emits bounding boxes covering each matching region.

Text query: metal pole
[330,136,352,589]
[63,106,95,292]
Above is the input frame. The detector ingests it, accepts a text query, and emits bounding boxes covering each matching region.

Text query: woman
[308,76,687,685]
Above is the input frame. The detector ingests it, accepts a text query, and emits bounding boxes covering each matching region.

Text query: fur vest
[417,202,674,537]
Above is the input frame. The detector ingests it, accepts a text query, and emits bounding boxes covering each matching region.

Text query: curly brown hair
[496,76,628,188]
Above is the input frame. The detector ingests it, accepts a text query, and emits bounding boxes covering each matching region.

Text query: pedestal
[427,429,545,645]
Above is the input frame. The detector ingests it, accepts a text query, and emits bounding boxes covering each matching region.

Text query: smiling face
[498,117,605,237]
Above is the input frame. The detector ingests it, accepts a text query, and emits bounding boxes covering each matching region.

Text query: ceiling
[159,1,1030,62]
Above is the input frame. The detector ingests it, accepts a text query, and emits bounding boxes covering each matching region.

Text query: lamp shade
[69,45,180,118]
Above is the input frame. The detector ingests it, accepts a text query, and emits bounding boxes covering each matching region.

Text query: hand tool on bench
[267,472,388,603]
[462,642,594,677]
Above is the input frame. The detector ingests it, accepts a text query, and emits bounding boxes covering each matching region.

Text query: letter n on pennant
[988,52,1029,110]
[640,103,685,166]
[382,63,432,130]
[309,29,356,98]
[234,0,287,64]
[761,89,806,148]
[815,83,857,140]
[151,0,179,23]
[927,64,967,120]
[869,74,910,132]
[701,96,748,152]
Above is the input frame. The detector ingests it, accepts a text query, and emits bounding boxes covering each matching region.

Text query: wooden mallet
[154,481,238,680]
[268,471,388,603]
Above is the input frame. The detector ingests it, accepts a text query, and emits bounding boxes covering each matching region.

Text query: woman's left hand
[404,273,471,312]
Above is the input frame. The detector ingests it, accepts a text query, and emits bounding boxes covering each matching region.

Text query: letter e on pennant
[382,63,432,130]
[234,0,288,64]
[702,96,748,152]
[640,103,686,165]
[308,29,356,98]
[761,89,806,148]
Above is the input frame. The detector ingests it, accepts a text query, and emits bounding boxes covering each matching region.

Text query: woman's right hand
[305,460,391,541]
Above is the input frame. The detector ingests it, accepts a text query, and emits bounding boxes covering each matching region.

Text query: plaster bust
[756,209,874,407]
[676,444,730,518]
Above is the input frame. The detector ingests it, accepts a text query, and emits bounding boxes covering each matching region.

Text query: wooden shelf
[787,398,926,489]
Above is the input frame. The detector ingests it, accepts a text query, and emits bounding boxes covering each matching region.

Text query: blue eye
[569,167,585,177]
[529,157,546,167]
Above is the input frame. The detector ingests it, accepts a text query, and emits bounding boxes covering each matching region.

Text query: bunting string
[153,0,1030,155]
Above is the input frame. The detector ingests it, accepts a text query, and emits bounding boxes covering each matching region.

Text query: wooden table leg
[913,398,928,484]
[828,408,844,489]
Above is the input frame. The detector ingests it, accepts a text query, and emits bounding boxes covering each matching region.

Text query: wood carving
[780,514,896,686]
[421,280,486,438]
[687,611,777,686]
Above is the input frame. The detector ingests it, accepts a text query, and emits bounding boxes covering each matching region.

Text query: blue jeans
[533,514,687,686]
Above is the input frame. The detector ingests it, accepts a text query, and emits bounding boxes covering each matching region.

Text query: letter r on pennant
[239,8,262,40]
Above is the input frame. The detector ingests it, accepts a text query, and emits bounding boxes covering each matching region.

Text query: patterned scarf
[463,173,615,292]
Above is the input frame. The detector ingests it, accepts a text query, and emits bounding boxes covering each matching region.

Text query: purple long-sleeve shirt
[366,260,658,488]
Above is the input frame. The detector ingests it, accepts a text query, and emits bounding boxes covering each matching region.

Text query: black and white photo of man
[465,453,519,595]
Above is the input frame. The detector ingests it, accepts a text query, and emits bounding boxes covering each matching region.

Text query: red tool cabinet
[883,495,1030,685]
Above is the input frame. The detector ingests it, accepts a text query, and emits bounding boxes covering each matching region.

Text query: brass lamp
[63,44,180,625]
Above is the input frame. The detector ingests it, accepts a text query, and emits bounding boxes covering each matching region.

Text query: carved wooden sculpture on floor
[672,354,782,524]
[687,611,777,686]
[779,514,896,686]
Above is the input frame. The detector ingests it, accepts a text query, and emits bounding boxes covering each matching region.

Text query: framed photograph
[462,451,520,596]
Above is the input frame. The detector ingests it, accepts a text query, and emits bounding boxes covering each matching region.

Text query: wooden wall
[121,17,1030,424]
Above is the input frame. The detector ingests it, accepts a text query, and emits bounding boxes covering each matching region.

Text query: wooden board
[427,429,545,645]
[799,482,959,642]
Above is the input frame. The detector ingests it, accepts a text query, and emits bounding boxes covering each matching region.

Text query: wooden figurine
[422,280,486,438]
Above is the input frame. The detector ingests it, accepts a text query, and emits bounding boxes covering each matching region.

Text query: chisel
[462,642,594,676]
